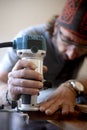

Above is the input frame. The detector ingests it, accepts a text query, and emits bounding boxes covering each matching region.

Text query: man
[0,0,87,128]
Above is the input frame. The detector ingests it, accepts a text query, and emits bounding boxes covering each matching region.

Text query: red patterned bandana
[58,0,87,40]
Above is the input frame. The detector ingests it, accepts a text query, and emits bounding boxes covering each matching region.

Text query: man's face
[56,27,87,60]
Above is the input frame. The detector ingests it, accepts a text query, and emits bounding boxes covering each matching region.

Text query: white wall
[0,0,66,42]
[0,0,66,56]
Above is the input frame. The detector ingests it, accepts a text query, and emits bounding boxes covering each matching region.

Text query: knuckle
[18,87,24,93]
[20,69,26,77]
[20,79,26,86]
[62,108,69,115]
[14,87,22,94]
[8,77,13,84]
[17,59,21,65]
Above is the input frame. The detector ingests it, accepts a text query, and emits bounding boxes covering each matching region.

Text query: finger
[40,98,57,112]
[8,77,43,89]
[69,104,75,113]
[40,97,62,115]
[8,69,43,81]
[44,101,62,115]
[9,85,39,100]
[10,86,39,95]
[62,104,70,115]
[12,59,37,71]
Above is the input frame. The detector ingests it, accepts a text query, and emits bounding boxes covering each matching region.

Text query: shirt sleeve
[0,48,19,72]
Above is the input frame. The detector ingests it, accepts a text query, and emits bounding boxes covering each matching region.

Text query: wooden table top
[24,104,87,130]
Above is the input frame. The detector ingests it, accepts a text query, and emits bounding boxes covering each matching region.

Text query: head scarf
[58,0,87,40]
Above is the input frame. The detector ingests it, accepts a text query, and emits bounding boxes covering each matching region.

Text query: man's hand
[40,83,76,115]
[8,59,45,100]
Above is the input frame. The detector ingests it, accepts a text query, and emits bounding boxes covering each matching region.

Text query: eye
[60,30,74,43]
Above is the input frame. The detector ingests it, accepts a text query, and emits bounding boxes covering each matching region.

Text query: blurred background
[0,0,66,42]
[0,0,66,56]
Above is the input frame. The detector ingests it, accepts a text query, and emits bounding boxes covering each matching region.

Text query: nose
[66,46,78,60]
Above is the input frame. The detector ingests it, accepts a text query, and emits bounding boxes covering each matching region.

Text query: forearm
[0,83,9,106]
[0,71,8,83]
